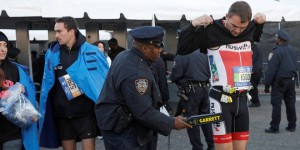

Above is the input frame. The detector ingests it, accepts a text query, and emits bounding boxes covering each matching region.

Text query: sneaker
[265,128,279,133]
[248,103,260,107]
[285,127,295,132]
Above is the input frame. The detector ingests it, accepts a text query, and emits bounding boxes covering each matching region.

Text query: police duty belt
[185,113,223,126]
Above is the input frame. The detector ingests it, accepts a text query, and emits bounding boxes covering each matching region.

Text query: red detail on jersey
[219,51,252,86]
[214,127,220,131]
[213,134,233,143]
[232,131,249,140]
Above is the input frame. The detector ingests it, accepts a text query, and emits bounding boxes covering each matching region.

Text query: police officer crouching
[95,26,192,150]
[264,29,298,133]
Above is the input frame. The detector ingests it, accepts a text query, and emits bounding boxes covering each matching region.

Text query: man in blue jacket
[39,17,109,150]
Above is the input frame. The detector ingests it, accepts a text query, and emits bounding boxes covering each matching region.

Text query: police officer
[95,26,192,150]
[170,50,214,150]
[264,29,298,133]
[248,43,263,107]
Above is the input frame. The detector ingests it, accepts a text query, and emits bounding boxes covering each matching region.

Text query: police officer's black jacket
[264,43,298,86]
[95,47,174,144]
[252,43,263,72]
[151,57,169,103]
[170,50,210,84]
[177,18,264,55]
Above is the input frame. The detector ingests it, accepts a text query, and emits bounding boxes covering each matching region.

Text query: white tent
[1,0,300,21]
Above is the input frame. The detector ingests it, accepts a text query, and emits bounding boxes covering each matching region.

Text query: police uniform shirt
[170,50,210,83]
[264,43,297,86]
[95,47,174,136]
[151,57,169,102]
[251,43,263,72]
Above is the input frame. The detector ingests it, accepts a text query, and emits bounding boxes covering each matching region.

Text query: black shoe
[285,127,296,132]
[249,103,260,107]
[265,128,279,133]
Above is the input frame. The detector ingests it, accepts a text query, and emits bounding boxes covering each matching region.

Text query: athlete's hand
[264,86,270,93]
[254,13,266,24]
[191,15,213,28]
[173,116,192,130]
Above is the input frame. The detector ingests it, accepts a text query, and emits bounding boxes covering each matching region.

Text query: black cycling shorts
[210,90,249,143]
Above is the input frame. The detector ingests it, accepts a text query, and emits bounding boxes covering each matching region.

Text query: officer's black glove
[264,86,270,93]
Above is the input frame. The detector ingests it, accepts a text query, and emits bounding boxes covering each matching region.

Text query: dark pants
[101,125,156,150]
[183,86,214,150]
[270,78,297,130]
[250,70,262,104]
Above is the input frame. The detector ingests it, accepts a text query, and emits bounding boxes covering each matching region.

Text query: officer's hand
[254,13,266,24]
[191,15,213,28]
[173,116,192,130]
[264,86,270,93]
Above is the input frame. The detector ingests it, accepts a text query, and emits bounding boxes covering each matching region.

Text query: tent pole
[152,15,155,26]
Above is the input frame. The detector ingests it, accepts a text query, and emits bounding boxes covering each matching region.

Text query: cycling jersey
[208,41,252,90]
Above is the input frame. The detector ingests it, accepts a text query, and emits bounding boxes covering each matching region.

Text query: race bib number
[58,74,83,100]
[233,66,252,88]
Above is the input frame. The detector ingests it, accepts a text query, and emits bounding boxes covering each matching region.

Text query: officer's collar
[131,47,153,65]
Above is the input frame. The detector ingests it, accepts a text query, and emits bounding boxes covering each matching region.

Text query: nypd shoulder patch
[135,79,148,95]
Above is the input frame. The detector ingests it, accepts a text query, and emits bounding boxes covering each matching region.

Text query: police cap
[276,29,289,41]
[0,31,8,43]
[129,26,164,48]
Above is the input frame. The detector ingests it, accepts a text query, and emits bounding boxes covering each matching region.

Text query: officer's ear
[141,44,150,53]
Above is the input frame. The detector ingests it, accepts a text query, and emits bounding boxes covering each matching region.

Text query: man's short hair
[227,1,252,23]
[108,38,118,45]
[55,16,79,35]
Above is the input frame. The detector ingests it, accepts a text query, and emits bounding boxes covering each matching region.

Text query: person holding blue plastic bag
[0,31,39,150]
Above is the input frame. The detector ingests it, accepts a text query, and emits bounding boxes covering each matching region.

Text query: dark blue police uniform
[265,29,298,132]
[170,50,214,150]
[249,43,263,107]
[95,26,175,150]
[151,57,170,105]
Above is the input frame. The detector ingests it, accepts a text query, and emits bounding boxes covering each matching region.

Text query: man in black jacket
[107,38,126,61]
[177,1,265,150]
[170,50,214,150]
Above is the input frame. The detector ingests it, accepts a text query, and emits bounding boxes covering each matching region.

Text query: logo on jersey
[135,79,148,95]
[208,55,219,83]
[225,42,251,51]
[210,102,221,131]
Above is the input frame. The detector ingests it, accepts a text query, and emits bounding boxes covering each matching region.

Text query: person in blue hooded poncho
[39,17,109,149]
[0,31,39,150]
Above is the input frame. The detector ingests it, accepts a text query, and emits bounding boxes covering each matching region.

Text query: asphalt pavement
[41,85,300,150]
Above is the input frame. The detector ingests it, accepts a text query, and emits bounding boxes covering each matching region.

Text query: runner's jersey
[207,41,252,90]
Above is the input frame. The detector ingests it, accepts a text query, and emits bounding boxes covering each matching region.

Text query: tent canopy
[1,0,300,21]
